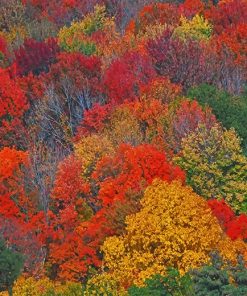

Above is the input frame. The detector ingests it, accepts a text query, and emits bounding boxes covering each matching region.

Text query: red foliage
[227,215,247,241]
[208,199,247,241]
[205,0,247,34]
[49,229,101,281]
[49,155,101,280]
[0,147,35,218]
[14,38,59,76]
[147,30,214,90]
[208,199,235,229]
[52,155,85,207]
[126,3,179,35]
[0,36,7,57]
[75,103,112,139]
[215,24,247,65]
[93,144,186,206]
[178,0,206,18]
[102,51,155,104]
[47,52,102,97]
[0,69,29,147]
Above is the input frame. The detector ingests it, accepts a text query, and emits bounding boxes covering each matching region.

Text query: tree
[205,0,247,34]
[128,269,194,296]
[101,179,243,287]
[102,51,155,104]
[93,144,185,207]
[169,99,216,152]
[14,37,59,76]
[58,5,118,57]
[178,0,206,18]
[0,239,23,296]
[191,252,247,296]
[126,3,179,36]
[208,199,247,241]
[0,69,29,148]
[173,14,213,41]
[0,147,34,218]
[175,124,247,213]
[147,30,214,91]
[187,84,247,154]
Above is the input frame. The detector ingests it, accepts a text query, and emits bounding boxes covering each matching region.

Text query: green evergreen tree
[0,240,24,296]
[191,253,247,296]
[128,268,194,296]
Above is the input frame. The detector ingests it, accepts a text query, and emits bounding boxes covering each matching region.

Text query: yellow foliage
[173,14,213,41]
[84,272,127,296]
[11,277,55,296]
[175,124,247,213]
[58,5,119,57]
[101,179,246,287]
[74,134,114,178]
[0,277,83,296]
[103,106,143,147]
[0,25,27,49]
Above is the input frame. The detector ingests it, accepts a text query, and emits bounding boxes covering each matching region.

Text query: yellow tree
[175,124,247,213]
[101,180,246,287]
[58,5,119,60]
[173,14,213,41]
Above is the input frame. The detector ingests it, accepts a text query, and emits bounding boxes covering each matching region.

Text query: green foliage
[187,84,247,154]
[0,240,23,296]
[128,268,194,296]
[191,253,247,296]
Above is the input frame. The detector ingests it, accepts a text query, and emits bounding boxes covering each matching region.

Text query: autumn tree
[58,5,118,58]
[147,29,214,91]
[102,51,155,104]
[173,14,213,41]
[205,0,247,34]
[0,69,29,148]
[101,179,245,287]
[14,37,59,76]
[126,3,179,36]
[175,124,247,213]
[168,99,216,152]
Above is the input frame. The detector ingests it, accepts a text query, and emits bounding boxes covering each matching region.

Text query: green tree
[191,253,247,296]
[128,268,194,296]
[187,84,247,154]
[0,240,23,296]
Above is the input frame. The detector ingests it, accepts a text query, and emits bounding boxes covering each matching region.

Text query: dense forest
[0,0,247,295]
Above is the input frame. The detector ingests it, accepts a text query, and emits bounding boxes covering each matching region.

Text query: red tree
[205,0,247,34]
[103,51,155,104]
[208,199,247,241]
[147,29,214,90]
[0,70,29,148]
[14,38,59,76]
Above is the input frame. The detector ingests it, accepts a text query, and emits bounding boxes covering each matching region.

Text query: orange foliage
[178,0,206,18]
[93,144,185,206]
[0,69,29,147]
[126,3,179,35]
